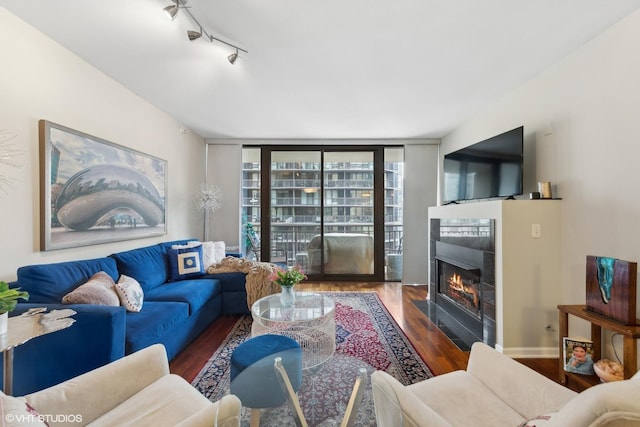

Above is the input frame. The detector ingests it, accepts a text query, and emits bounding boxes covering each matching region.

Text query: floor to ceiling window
[384,148,404,280]
[241,146,404,281]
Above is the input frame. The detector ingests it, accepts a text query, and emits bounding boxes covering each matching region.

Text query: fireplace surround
[429,218,496,348]
[427,200,562,357]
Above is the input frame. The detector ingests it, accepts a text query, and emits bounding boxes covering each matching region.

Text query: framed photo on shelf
[39,120,167,251]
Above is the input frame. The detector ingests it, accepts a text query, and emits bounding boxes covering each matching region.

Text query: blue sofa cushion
[110,240,200,291]
[167,245,204,281]
[145,278,221,314]
[16,258,119,304]
[205,272,247,292]
[110,243,169,291]
[124,301,189,354]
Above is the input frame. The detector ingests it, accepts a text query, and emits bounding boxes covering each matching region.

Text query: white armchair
[1,344,241,427]
[371,342,640,427]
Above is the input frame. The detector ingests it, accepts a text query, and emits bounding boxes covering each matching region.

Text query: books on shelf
[563,337,595,375]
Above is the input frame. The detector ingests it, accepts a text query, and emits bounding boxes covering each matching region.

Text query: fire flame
[447,273,479,308]
[448,273,463,290]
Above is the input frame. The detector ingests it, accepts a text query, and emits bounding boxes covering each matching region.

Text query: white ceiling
[2,1,640,139]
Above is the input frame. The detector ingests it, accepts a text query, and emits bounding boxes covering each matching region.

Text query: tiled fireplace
[429,218,496,349]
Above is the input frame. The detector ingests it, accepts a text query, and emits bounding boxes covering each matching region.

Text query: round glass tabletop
[251,292,336,370]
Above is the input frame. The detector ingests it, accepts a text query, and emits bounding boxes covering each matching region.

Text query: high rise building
[241,149,403,279]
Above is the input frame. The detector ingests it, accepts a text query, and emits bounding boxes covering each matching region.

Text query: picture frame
[585,255,638,325]
[39,120,167,251]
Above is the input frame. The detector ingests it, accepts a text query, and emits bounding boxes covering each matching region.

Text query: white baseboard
[498,346,559,358]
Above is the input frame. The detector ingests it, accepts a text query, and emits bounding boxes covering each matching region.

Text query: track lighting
[163,2,179,21]
[187,29,202,41]
[228,49,239,65]
[163,1,247,63]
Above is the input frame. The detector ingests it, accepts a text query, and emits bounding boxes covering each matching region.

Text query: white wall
[440,10,640,362]
[0,8,206,281]
[206,144,243,246]
[404,144,439,283]
[206,140,439,283]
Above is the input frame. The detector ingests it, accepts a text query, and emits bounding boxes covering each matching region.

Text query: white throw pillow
[171,241,200,249]
[115,275,144,312]
[201,241,216,269]
[213,241,226,263]
[201,241,226,268]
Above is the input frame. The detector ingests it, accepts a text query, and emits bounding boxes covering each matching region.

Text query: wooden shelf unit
[558,304,640,390]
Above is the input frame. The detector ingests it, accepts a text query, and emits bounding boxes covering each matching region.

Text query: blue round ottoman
[230,334,303,415]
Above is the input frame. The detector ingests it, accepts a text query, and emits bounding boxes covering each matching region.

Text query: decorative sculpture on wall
[56,164,164,231]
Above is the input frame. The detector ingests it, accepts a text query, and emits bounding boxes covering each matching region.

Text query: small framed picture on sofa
[39,120,167,250]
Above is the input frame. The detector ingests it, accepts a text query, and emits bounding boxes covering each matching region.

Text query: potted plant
[0,280,29,335]
[270,265,307,307]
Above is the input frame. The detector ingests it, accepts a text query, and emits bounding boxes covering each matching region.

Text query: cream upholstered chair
[1,344,241,427]
[371,342,640,427]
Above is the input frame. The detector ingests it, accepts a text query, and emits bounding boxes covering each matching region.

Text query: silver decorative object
[1,308,76,395]
[538,181,552,199]
[194,183,223,241]
[194,183,223,213]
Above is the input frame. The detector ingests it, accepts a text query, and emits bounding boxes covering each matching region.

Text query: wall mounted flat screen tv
[443,126,523,203]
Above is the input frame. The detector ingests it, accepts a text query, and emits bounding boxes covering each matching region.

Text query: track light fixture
[187,29,202,41]
[163,2,179,21]
[163,0,247,63]
[228,48,239,65]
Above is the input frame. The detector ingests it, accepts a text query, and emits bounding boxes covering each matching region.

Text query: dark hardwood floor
[170,282,559,386]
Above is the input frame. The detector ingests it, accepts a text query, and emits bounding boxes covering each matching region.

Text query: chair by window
[245,223,289,266]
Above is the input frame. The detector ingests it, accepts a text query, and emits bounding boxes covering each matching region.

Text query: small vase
[280,285,296,307]
[0,311,8,335]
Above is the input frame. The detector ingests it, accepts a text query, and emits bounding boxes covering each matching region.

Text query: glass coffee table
[251,292,335,369]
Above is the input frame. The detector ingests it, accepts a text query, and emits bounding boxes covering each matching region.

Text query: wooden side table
[0,308,76,395]
[557,304,640,390]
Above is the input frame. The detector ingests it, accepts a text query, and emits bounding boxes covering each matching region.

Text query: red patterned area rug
[192,291,432,426]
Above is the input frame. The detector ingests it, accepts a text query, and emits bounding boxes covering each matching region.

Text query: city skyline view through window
[241,147,404,281]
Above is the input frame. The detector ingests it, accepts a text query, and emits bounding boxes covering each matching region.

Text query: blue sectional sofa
[3,239,250,395]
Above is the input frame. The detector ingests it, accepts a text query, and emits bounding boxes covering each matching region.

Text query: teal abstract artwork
[595,256,615,304]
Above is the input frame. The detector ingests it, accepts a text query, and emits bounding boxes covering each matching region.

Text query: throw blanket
[206,257,280,309]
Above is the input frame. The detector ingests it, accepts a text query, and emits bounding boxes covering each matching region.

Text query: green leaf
[0,281,29,313]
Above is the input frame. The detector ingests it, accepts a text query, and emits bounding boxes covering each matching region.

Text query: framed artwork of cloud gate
[39,120,167,251]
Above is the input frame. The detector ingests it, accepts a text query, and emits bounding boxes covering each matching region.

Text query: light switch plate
[531,223,541,238]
